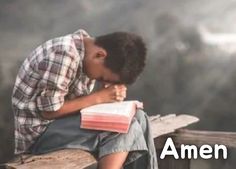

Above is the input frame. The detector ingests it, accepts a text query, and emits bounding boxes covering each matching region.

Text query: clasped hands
[93,83,127,103]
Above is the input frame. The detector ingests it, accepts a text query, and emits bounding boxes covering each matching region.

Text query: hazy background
[1,0,236,168]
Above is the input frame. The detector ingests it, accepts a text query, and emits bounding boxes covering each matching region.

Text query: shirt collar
[73,29,96,89]
[73,29,90,60]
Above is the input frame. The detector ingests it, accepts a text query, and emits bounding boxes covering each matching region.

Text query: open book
[80,100,143,133]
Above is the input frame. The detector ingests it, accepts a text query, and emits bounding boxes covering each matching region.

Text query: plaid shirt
[12,29,95,154]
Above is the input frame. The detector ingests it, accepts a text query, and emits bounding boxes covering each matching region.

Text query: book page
[81,100,141,116]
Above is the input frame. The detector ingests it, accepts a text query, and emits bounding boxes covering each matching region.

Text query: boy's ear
[96,48,107,60]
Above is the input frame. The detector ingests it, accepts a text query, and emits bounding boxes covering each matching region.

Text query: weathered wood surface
[150,114,199,138]
[6,114,199,169]
[6,149,96,169]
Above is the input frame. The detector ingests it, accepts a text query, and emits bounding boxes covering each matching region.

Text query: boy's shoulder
[44,34,75,52]
[34,29,89,54]
[29,34,78,62]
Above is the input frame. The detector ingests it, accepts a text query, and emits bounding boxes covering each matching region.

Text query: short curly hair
[95,32,147,84]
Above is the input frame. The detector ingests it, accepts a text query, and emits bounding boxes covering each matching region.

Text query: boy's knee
[135,109,147,122]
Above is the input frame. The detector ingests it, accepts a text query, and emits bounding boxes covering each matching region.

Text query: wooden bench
[6,114,200,169]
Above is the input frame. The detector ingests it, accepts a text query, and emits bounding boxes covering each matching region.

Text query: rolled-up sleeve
[36,49,77,112]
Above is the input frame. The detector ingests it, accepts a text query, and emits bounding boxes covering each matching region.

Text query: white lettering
[160,138,179,159]
[181,144,198,159]
[215,144,228,159]
[159,137,228,160]
[199,145,213,159]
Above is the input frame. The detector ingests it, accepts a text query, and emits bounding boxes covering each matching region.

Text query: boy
[12,29,158,169]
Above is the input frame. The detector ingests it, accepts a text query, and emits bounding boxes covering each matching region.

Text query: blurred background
[1,0,236,168]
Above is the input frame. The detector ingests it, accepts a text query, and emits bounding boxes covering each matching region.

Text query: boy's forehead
[101,69,121,84]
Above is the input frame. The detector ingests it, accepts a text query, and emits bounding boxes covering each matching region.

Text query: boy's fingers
[119,91,126,98]
[116,87,127,92]
[116,84,127,90]
[116,96,125,101]
[114,88,119,96]
[111,95,119,102]
[120,85,127,91]
[110,85,126,100]
[115,91,126,97]
[123,92,126,98]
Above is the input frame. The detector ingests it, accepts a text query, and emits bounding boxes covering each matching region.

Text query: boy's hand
[93,84,127,103]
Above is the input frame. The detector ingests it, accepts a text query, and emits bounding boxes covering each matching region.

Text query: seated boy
[12,29,158,169]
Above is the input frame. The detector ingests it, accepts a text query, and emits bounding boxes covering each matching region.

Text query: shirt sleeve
[36,49,78,112]
[87,79,96,93]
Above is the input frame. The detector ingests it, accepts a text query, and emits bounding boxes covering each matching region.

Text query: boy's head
[83,32,147,85]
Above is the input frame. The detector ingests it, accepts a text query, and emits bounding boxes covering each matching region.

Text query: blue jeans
[29,109,158,169]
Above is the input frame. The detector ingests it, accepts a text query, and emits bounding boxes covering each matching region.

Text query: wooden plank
[150,114,199,138]
[6,114,199,169]
[6,149,97,169]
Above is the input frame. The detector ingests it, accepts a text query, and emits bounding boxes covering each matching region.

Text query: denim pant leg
[124,110,158,169]
[29,114,102,155]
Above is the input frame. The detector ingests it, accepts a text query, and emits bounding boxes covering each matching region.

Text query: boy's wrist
[89,92,102,105]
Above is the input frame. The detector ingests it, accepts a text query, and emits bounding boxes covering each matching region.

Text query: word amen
[160,138,228,159]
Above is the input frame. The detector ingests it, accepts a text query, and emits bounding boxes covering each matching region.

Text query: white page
[81,100,140,117]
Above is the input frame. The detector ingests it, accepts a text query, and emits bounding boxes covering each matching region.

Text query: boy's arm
[41,84,127,120]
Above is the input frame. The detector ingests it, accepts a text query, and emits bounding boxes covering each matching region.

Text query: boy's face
[84,59,120,84]
[83,42,120,84]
